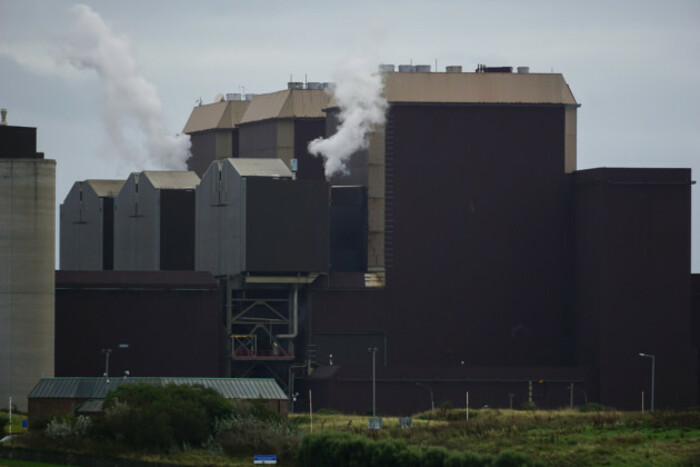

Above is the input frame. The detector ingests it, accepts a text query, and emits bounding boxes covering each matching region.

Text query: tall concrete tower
[0,112,56,412]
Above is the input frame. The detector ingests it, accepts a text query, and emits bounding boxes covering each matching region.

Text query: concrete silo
[113,171,200,271]
[60,179,125,270]
[0,119,55,412]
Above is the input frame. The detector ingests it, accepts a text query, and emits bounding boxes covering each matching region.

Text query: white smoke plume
[308,55,387,177]
[61,4,190,170]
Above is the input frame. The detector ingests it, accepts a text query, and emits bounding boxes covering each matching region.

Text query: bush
[0,413,8,433]
[217,417,302,461]
[493,449,544,467]
[297,432,520,467]
[579,402,608,413]
[97,383,235,451]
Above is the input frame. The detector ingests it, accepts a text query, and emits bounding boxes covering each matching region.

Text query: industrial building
[55,270,222,379]
[113,170,199,271]
[60,179,124,270]
[185,85,330,180]
[28,377,289,423]
[1,113,56,412]
[55,66,698,413]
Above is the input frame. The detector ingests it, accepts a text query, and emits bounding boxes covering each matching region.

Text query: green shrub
[0,413,8,433]
[520,401,536,411]
[97,383,235,451]
[493,449,544,467]
[297,432,505,467]
[579,402,608,412]
[217,417,302,461]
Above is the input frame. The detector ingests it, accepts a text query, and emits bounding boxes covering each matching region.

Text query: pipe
[277,284,298,339]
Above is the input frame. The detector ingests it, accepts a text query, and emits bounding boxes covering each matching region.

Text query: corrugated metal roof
[240,89,330,124]
[384,72,577,104]
[86,179,125,198]
[142,171,200,189]
[227,158,293,178]
[327,72,577,108]
[182,100,250,134]
[28,377,287,400]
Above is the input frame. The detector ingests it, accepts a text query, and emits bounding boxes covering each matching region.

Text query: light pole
[639,352,655,411]
[368,347,378,420]
[416,382,435,411]
[102,348,112,378]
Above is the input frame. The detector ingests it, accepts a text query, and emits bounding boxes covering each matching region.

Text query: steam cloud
[308,56,387,177]
[62,4,190,170]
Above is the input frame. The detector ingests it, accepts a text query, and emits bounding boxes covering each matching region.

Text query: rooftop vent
[245,93,257,101]
[306,82,323,90]
[288,82,304,90]
[475,64,513,73]
[226,93,242,101]
[445,66,463,73]
[414,64,431,72]
[398,64,415,73]
[517,66,530,74]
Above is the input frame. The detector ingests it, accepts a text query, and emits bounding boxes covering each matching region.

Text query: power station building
[60,179,124,270]
[55,66,698,413]
[1,116,56,412]
[113,170,199,271]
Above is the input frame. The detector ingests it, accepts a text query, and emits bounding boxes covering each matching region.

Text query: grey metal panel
[60,181,106,270]
[238,120,278,159]
[195,160,244,276]
[29,377,287,400]
[113,173,160,271]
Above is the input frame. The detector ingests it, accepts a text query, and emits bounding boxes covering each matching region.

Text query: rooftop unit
[195,158,329,277]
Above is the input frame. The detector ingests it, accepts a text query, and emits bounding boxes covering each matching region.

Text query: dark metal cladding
[187,130,219,177]
[330,186,368,272]
[0,125,42,158]
[244,178,329,273]
[573,167,696,409]
[55,270,224,378]
[102,197,115,270]
[293,119,326,181]
[159,189,196,270]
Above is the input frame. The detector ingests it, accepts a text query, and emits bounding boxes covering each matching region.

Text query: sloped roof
[86,179,125,198]
[240,89,330,124]
[28,377,287,400]
[227,158,293,178]
[142,171,200,189]
[182,100,250,133]
[326,71,578,107]
[384,71,577,104]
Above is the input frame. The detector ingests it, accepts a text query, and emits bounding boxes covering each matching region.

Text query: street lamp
[101,348,112,378]
[639,352,655,412]
[368,347,378,420]
[416,382,435,411]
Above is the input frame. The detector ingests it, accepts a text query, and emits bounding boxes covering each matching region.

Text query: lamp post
[101,348,112,378]
[639,352,655,412]
[368,347,378,419]
[416,382,435,411]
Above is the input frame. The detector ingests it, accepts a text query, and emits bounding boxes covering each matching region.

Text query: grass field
[3,408,700,465]
[290,408,700,466]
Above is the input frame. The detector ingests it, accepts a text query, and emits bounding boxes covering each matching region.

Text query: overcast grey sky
[1,0,699,271]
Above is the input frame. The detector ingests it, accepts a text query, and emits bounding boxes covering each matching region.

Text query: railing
[231,348,295,360]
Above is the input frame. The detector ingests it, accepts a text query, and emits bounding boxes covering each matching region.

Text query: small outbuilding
[27,377,289,423]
